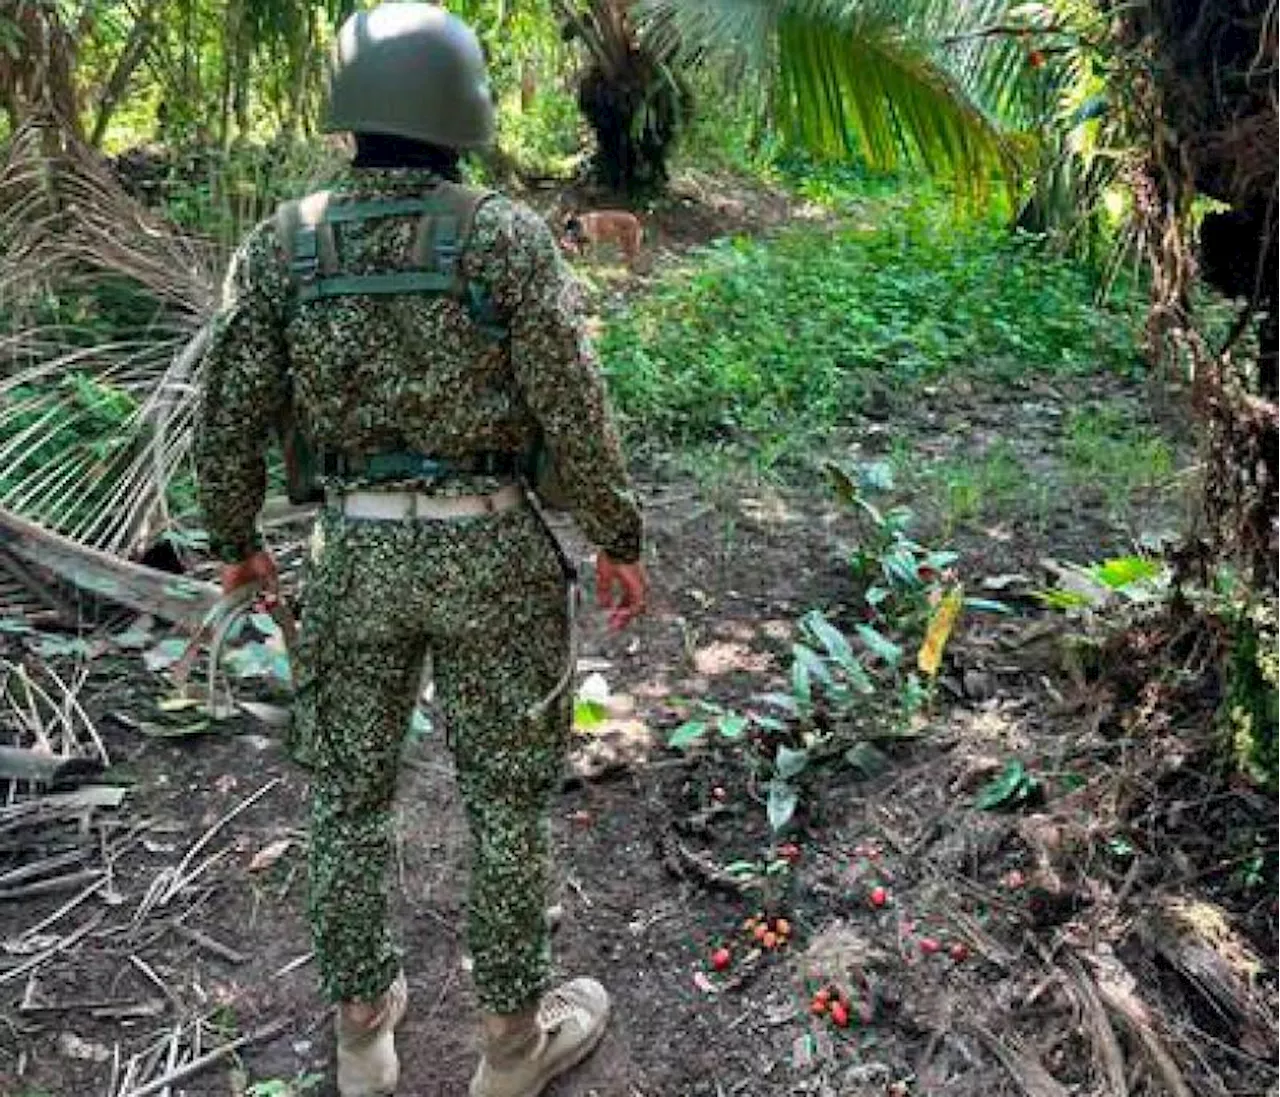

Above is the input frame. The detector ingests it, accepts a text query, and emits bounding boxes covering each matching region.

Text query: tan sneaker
[469,977,611,1097]
[336,970,408,1097]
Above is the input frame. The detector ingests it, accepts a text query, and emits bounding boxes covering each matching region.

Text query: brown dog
[561,210,645,264]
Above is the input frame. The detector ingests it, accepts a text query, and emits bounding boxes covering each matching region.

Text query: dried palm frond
[0,121,221,557]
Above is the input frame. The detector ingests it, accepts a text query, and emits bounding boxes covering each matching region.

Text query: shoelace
[537,987,585,1034]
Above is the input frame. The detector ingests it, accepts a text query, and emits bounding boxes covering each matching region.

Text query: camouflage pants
[290,500,572,1012]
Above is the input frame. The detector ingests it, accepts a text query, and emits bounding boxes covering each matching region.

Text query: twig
[159,777,281,906]
[128,954,179,1013]
[0,911,104,986]
[271,952,313,980]
[117,1017,291,1097]
[0,868,105,901]
[169,922,246,965]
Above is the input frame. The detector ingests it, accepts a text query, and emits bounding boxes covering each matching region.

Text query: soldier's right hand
[220,549,279,598]
[595,553,648,631]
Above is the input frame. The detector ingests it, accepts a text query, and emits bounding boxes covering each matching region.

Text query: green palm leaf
[638,0,1021,192]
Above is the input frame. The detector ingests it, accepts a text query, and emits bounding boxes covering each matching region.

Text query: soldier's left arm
[193,225,291,564]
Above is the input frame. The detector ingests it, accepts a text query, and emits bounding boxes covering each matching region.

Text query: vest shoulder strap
[272,184,506,336]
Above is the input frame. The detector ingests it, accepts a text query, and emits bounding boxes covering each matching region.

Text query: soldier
[193,5,648,1096]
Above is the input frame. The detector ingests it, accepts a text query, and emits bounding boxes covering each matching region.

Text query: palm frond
[0,122,220,557]
[636,0,1018,191]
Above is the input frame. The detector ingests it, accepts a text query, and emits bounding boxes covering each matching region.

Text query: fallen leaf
[58,1032,112,1062]
[157,696,202,713]
[918,585,964,676]
[249,838,294,872]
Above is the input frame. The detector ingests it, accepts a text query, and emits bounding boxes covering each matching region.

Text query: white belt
[336,483,524,521]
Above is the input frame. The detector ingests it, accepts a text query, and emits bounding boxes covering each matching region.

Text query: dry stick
[272,952,314,980]
[13,662,76,755]
[0,867,105,901]
[0,847,89,888]
[162,845,234,904]
[0,911,104,986]
[169,922,246,965]
[118,1017,291,1097]
[128,954,180,1013]
[41,658,110,765]
[160,1024,181,1097]
[19,996,151,1015]
[160,777,282,907]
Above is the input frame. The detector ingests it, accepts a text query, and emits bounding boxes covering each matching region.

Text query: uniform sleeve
[193,224,291,563]
[475,202,643,563]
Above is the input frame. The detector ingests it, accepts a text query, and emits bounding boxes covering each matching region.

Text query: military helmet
[321,3,495,150]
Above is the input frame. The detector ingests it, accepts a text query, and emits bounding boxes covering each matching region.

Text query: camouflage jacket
[193,167,643,564]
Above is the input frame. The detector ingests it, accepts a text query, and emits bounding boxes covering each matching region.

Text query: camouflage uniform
[194,167,643,1012]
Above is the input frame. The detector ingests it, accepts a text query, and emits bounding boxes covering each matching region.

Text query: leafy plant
[975,758,1041,811]
[602,196,1145,471]
[639,0,1020,197]
[1034,554,1170,613]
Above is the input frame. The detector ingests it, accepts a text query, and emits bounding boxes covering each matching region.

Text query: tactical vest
[273,182,527,504]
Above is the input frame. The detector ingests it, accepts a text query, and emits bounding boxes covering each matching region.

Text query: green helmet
[321,3,495,150]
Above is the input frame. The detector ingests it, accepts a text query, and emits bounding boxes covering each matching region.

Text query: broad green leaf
[756,692,800,716]
[790,652,813,707]
[574,698,608,730]
[1033,588,1092,610]
[1091,555,1160,589]
[802,610,853,665]
[668,720,709,749]
[411,708,432,737]
[0,618,32,634]
[881,547,920,587]
[717,714,749,740]
[864,585,890,607]
[35,636,92,658]
[162,581,203,601]
[963,597,1012,614]
[767,778,799,831]
[724,860,758,877]
[111,626,152,649]
[882,506,915,535]
[844,740,889,777]
[975,759,1037,810]
[249,612,279,635]
[792,642,833,686]
[775,743,810,780]
[855,623,903,667]
[143,637,189,672]
[859,460,895,491]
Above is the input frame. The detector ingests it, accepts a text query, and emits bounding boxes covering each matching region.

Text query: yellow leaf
[158,696,202,712]
[917,586,964,677]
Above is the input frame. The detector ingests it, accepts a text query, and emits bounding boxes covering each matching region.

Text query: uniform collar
[340,166,450,192]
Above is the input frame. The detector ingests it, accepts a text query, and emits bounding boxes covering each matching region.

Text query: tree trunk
[0,0,84,140]
[90,4,160,147]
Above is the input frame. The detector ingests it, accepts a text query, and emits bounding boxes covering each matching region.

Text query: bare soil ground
[0,173,1274,1097]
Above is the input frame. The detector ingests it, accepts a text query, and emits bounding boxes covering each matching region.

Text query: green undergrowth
[601,189,1146,473]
